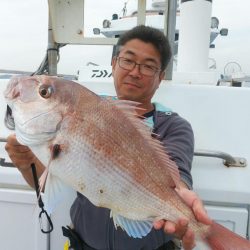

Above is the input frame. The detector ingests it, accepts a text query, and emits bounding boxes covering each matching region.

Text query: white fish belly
[49,138,177,221]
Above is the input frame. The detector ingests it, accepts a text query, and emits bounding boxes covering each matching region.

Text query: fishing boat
[0,0,249,249]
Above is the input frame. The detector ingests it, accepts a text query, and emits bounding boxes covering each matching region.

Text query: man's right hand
[5,134,36,171]
[5,134,45,188]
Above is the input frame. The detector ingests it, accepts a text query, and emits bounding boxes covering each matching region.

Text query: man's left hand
[153,188,212,250]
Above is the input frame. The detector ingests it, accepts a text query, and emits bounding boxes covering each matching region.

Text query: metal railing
[0,137,247,168]
[194,149,247,167]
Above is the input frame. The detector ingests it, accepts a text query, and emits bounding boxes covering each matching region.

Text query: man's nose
[128,64,142,78]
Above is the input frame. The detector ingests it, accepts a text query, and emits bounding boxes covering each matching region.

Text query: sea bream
[4,75,250,249]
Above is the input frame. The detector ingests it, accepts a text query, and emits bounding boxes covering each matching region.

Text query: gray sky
[0,0,249,75]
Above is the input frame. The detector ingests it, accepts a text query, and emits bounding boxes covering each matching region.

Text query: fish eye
[39,85,53,98]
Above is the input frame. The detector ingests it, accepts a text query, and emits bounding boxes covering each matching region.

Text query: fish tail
[204,221,250,250]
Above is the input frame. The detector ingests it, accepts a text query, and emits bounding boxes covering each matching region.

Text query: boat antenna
[122,1,129,17]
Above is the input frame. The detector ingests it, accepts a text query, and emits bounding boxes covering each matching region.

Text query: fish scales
[41,78,202,234]
[51,97,181,221]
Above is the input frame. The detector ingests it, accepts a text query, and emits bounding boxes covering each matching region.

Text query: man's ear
[111,57,117,71]
[155,71,165,90]
[159,71,165,81]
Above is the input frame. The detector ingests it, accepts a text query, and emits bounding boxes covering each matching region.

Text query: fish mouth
[4,77,20,100]
[4,105,15,130]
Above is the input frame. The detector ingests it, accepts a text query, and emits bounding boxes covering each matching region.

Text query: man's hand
[153,188,212,250]
[5,134,45,188]
[5,134,36,171]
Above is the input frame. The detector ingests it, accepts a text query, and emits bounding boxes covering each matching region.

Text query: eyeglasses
[117,57,161,77]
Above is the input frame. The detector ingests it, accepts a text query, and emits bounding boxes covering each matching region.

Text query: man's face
[112,39,165,104]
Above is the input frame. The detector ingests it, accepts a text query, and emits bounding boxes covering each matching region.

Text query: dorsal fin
[108,99,181,189]
[110,99,145,115]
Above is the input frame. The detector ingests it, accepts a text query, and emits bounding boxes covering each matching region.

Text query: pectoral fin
[43,172,73,214]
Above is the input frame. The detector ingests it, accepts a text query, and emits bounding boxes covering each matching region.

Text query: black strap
[31,163,53,233]
[156,240,181,250]
[62,226,96,250]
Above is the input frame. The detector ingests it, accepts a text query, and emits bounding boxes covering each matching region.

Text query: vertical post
[177,0,212,72]
[137,0,146,25]
[48,11,58,76]
[164,0,177,80]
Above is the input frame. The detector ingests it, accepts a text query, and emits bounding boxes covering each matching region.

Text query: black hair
[114,25,172,71]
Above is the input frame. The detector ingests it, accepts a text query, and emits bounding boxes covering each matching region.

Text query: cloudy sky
[0,0,249,75]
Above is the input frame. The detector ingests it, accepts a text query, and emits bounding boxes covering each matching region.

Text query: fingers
[154,219,195,249]
[5,134,30,156]
[174,218,189,238]
[154,220,178,234]
[182,228,196,250]
[162,221,176,234]
[192,198,212,225]
[175,187,212,225]
[5,134,35,171]
[153,220,165,230]
[5,134,17,146]
[153,220,176,234]
[154,219,188,238]
[175,187,197,207]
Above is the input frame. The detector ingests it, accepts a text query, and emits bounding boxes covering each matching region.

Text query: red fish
[4,75,250,249]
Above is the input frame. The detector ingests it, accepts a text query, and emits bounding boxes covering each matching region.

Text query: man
[5,25,211,250]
